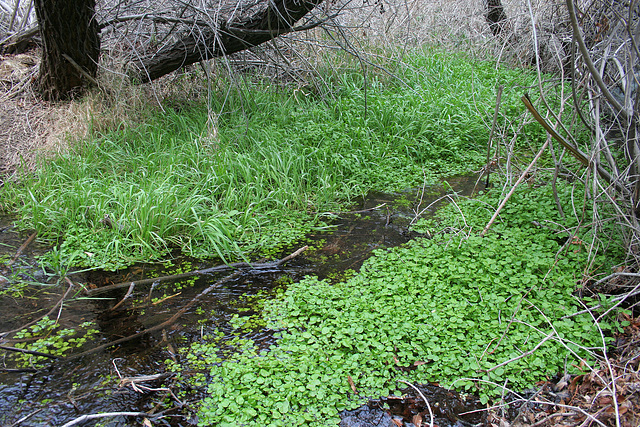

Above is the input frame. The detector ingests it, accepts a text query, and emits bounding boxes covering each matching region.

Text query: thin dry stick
[88,245,308,296]
[522,94,627,194]
[481,138,550,237]
[8,409,43,427]
[66,270,243,360]
[8,231,37,266]
[109,282,135,311]
[398,380,434,427]
[60,53,100,88]
[0,279,76,339]
[560,281,640,320]
[484,330,555,373]
[456,378,609,427]
[484,85,503,188]
[318,203,387,216]
[581,299,622,427]
[60,412,151,427]
[0,344,60,359]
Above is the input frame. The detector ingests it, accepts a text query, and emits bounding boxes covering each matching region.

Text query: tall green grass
[1,49,541,269]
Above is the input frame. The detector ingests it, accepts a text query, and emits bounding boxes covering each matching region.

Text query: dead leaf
[412,413,423,427]
[143,418,152,427]
[598,396,613,405]
[392,419,403,426]
[347,375,357,393]
[554,374,571,391]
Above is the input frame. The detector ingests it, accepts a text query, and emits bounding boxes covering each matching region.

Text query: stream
[0,175,485,427]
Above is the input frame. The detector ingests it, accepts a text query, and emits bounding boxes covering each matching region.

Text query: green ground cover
[180,182,624,426]
[0,48,626,427]
[1,49,538,270]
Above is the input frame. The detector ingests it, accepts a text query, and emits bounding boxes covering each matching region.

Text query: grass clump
[176,182,624,426]
[1,49,541,269]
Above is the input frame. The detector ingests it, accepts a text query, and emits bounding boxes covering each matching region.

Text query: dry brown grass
[0,50,77,181]
[0,51,212,183]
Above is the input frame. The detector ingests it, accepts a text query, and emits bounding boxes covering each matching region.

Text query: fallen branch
[480,138,550,236]
[0,344,59,359]
[0,279,76,340]
[87,246,308,296]
[522,94,627,195]
[128,0,325,82]
[9,231,37,266]
[66,270,243,360]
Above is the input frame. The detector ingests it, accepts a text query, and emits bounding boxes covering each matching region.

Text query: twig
[8,408,43,427]
[481,137,550,236]
[522,94,627,195]
[119,373,173,387]
[398,380,434,427]
[484,85,503,188]
[484,330,555,373]
[66,270,243,360]
[561,281,640,320]
[0,368,38,373]
[530,411,578,427]
[313,203,386,216]
[581,297,622,427]
[0,280,76,339]
[59,412,151,427]
[8,231,37,266]
[275,245,308,264]
[60,53,100,89]
[455,379,608,427]
[0,344,59,359]
[411,194,450,226]
[565,0,630,122]
[151,292,181,305]
[109,282,135,311]
[87,246,308,296]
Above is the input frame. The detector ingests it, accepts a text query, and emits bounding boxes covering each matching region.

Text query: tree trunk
[128,0,323,83]
[33,0,100,101]
[485,0,507,36]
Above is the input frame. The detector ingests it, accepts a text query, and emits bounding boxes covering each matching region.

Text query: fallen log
[127,0,324,83]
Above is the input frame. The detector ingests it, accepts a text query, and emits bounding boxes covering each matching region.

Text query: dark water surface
[0,175,483,427]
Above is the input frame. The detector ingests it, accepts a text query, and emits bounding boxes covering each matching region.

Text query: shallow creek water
[0,175,485,427]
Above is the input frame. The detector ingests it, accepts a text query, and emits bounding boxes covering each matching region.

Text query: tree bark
[33,0,100,101]
[485,0,507,36]
[128,0,324,83]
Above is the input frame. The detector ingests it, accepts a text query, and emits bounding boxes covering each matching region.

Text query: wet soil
[0,176,490,427]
